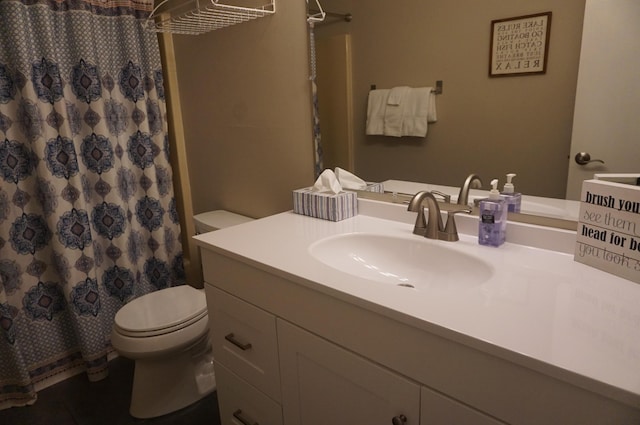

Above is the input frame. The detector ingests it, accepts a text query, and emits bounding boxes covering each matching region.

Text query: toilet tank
[193,210,253,234]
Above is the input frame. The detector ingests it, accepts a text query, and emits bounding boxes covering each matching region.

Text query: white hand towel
[386,85,409,105]
[401,87,436,137]
[365,89,389,135]
[383,86,411,137]
[335,167,367,190]
[311,169,342,194]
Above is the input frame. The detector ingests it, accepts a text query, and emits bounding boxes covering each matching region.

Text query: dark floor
[0,357,221,425]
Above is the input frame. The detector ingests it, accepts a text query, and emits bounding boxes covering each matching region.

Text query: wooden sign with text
[574,180,640,284]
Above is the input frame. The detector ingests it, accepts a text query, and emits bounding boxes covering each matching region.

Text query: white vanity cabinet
[200,243,640,425]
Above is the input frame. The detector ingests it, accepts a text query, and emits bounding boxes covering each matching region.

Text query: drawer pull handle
[233,408,259,425]
[225,333,252,351]
[392,414,407,425]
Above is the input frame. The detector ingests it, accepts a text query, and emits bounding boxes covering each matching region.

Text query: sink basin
[309,233,493,290]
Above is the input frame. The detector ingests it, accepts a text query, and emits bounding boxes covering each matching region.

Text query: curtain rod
[309,9,352,22]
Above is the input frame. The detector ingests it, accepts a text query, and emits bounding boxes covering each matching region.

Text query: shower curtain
[308,21,324,178]
[0,0,184,409]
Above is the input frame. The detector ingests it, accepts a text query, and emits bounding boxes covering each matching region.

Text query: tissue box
[364,182,384,193]
[292,188,357,221]
[341,182,384,194]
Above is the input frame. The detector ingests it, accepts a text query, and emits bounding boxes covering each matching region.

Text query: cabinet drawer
[421,386,506,425]
[215,361,283,425]
[206,285,281,402]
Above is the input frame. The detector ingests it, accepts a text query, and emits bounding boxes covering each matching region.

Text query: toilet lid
[114,285,207,334]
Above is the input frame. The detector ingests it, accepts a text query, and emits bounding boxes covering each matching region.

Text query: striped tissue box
[292,188,357,221]
[363,182,384,193]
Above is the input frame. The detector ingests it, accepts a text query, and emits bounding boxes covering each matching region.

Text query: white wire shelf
[147,0,276,35]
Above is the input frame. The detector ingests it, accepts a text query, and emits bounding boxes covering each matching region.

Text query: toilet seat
[114,285,207,337]
[111,313,209,358]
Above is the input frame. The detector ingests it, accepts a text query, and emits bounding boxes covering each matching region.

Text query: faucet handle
[430,190,452,203]
[407,191,428,236]
[441,207,472,242]
[412,207,427,236]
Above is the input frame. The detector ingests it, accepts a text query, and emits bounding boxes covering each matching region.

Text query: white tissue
[312,169,343,194]
[335,167,367,190]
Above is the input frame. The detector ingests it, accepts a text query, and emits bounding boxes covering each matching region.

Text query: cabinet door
[420,386,506,425]
[278,320,420,425]
[215,361,283,425]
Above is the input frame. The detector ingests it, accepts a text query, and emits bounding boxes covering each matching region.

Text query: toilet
[111,210,253,419]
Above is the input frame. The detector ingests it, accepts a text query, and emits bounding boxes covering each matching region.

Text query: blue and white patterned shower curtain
[308,21,323,178]
[0,0,184,409]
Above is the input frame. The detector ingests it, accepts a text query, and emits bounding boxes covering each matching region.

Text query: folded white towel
[366,86,437,138]
[365,89,389,135]
[384,86,411,137]
[401,87,436,137]
[387,86,409,105]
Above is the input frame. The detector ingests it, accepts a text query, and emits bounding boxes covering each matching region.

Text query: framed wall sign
[489,12,552,77]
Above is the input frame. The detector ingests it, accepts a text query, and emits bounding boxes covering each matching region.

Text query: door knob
[575,152,605,165]
[392,414,407,425]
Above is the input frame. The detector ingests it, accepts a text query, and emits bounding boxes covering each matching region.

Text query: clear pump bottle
[478,179,507,247]
[500,173,522,213]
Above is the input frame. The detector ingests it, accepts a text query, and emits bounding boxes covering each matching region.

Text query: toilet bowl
[111,210,253,419]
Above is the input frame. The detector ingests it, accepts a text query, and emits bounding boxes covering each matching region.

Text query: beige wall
[172,0,315,220]
[317,0,586,198]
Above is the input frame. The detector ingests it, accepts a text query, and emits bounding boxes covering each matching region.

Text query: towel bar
[370,81,443,95]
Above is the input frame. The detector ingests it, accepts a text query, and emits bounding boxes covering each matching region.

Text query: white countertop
[194,201,640,408]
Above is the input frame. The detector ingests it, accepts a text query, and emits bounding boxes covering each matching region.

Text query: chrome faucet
[408,191,471,241]
[457,174,482,206]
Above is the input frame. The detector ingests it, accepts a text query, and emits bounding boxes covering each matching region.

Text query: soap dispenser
[478,179,507,247]
[501,173,522,213]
